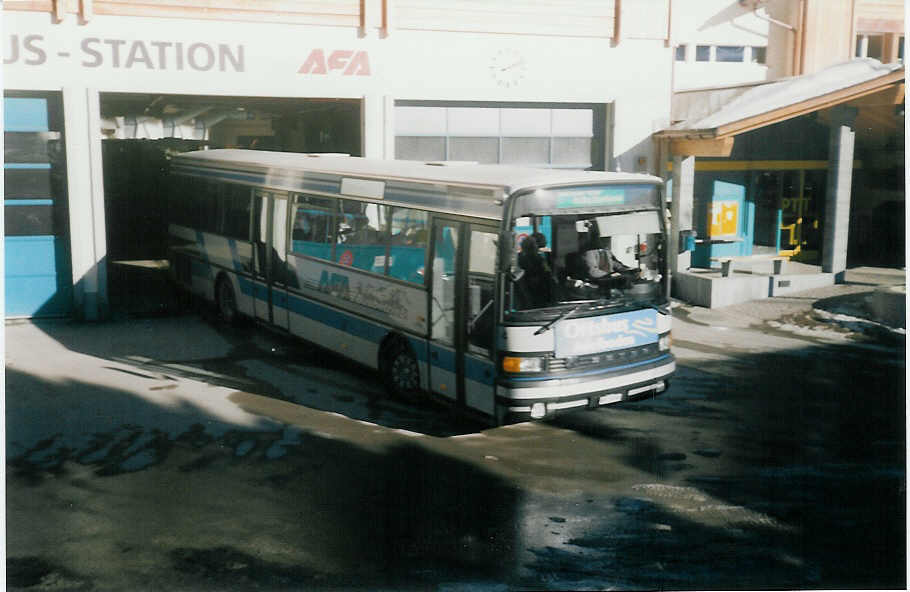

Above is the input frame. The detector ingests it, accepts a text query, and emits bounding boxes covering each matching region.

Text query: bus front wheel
[381,339,420,399]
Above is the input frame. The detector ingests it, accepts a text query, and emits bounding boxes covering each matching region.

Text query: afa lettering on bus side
[319,270,350,296]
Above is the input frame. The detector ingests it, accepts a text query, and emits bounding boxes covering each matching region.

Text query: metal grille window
[395,103,603,170]
[552,137,592,167]
[448,137,499,163]
[395,136,446,161]
[502,137,550,165]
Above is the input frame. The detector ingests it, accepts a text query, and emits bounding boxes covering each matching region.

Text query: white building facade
[4,1,675,319]
[671,0,773,91]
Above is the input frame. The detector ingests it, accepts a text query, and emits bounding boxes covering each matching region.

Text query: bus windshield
[506,209,666,318]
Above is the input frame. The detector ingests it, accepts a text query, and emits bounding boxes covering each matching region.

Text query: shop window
[716,46,745,62]
[695,45,711,62]
[675,45,687,61]
[751,46,767,64]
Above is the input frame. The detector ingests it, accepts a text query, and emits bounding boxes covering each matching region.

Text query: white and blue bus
[167,149,676,423]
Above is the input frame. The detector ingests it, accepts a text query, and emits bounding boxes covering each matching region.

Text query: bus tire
[381,339,420,399]
[215,275,239,326]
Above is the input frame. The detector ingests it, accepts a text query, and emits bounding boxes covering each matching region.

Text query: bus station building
[3,0,904,318]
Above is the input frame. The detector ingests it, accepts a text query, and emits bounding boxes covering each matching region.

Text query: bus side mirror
[679,229,696,253]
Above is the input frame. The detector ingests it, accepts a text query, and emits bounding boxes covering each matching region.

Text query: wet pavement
[5,276,906,591]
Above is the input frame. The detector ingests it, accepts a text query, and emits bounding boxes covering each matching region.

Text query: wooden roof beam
[669,136,734,157]
[847,83,905,108]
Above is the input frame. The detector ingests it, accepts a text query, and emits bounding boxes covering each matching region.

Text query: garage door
[5,95,73,317]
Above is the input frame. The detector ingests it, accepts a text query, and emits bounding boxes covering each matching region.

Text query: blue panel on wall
[693,179,752,268]
[4,98,49,132]
[5,236,73,317]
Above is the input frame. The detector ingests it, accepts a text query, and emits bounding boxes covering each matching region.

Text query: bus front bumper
[495,355,675,421]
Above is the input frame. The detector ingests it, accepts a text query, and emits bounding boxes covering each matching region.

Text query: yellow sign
[709,201,739,236]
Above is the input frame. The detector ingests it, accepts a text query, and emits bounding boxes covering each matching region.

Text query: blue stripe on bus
[507,353,673,383]
[466,355,495,385]
[430,344,455,372]
[5,163,52,170]
[228,239,243,273]
[285,289,393,345]
[428,344,494,385]
[185,253,489,376]
[5,199,53,206]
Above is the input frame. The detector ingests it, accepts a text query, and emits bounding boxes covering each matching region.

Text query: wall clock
[489,48,526,88]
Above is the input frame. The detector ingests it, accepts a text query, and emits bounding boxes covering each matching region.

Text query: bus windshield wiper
[534,301,592,335]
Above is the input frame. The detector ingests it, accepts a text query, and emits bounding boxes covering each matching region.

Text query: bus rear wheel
[381,340,420,399]
[216,276,238,325]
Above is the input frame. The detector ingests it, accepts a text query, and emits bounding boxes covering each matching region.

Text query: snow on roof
[175,149,663,195]
[661,59,904,136]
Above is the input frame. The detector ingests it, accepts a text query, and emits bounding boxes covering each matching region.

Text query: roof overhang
[656,60,905,156]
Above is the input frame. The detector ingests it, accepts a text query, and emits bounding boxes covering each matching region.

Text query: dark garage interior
[99,93,362,316]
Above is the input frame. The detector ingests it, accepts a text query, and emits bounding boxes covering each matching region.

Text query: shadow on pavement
[540,339,905,589]
[6,366,522,590]
[22,313,490,438]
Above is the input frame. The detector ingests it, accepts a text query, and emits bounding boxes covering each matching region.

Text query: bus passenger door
[252,190,290,329]
[429,220,498,414]
[252,192,271,323]
[429,220,463,402]
[464,225,498,416]
[270,193,290,330]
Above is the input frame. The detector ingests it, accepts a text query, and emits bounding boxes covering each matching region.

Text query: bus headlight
[502,355,545,373]
[658,333,672,351]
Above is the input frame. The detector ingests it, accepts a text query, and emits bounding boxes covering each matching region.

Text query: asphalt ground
[5,268,906,590]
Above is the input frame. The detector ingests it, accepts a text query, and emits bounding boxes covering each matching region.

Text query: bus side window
[336,199,388,273]
[291,194,338,261]
[222,184,252,241]
[388,207,428,284]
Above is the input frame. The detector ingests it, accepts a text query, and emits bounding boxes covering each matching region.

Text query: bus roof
[172,149,662,195]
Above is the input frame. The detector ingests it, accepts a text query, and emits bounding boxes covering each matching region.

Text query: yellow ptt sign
[709,200,739,237]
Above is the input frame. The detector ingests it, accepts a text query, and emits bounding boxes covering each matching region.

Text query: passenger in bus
[292,213,312,240]
[341,215,379,244]
[582,240,638,289]
[517,235,552,308]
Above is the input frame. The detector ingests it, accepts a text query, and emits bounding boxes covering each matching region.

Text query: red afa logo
[338,250,354,266]
[298,49,370,76]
